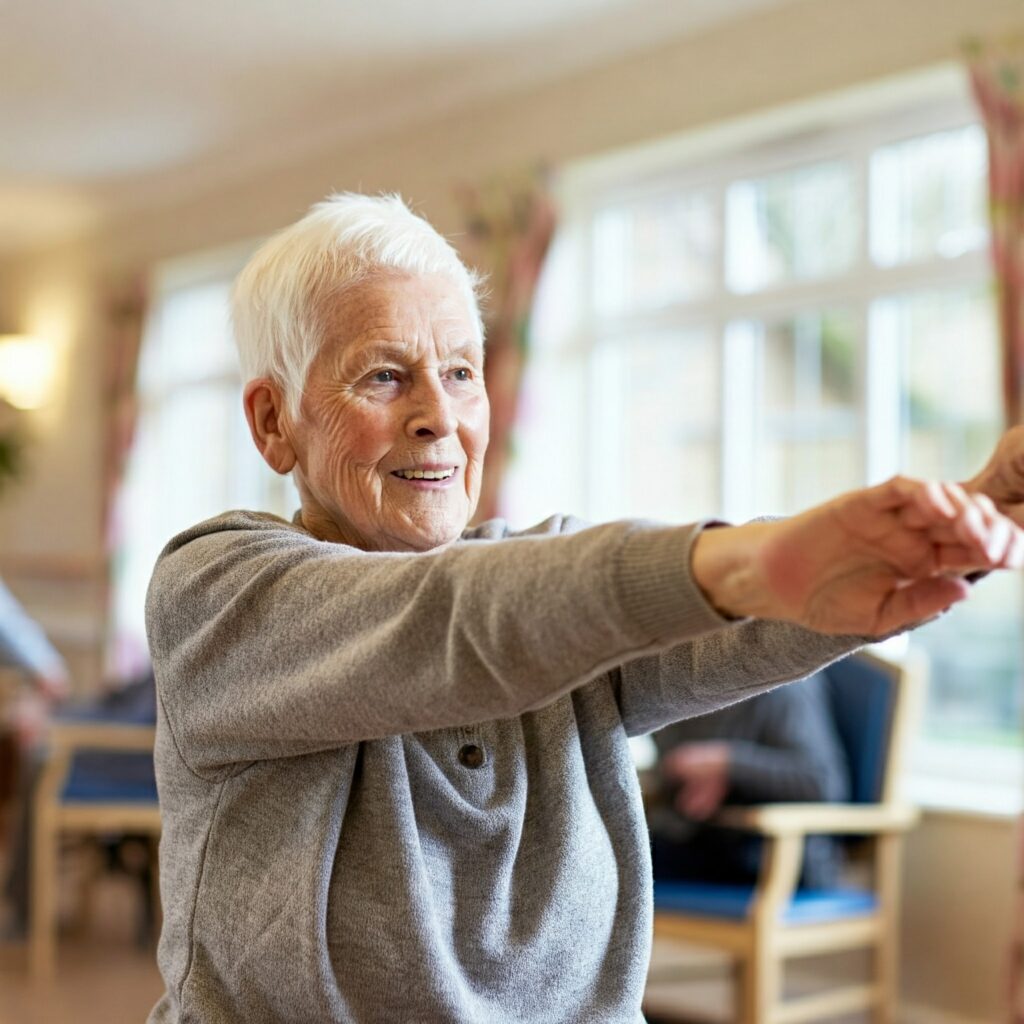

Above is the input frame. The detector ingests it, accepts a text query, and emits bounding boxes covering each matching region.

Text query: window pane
[889,286,1000,479]
[753,309,862,514]
[725,161,859,293]
[112,276,297,678]
[593,329,720,523]
[870,124,988,267]
[501,348,588,527]
[873,285,1020,744]
[593,191,718,315]
[140,281,237,391]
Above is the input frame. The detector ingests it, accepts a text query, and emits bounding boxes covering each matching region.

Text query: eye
[451,367,473,382]
[371,369,397,384]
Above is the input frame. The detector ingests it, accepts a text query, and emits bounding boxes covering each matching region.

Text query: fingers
[890,478,1024,572]
[872,476,957,518]
[935,489,1024,570]
[873,576,972,635]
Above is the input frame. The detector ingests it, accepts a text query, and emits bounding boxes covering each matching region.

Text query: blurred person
[649,673,847,890]
[1,668,157,941]
[0,576,68,938]
[144,193,1024,1024]
[0,577,69,745]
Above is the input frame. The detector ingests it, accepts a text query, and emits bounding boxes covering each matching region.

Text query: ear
[243,378,297,475]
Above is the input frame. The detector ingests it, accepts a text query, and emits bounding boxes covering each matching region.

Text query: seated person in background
[649,672,848,890]
[0,576,69,938]
[0,577,69,749]
[2,655,155,940]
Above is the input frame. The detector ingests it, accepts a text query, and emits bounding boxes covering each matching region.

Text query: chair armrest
[48,722,156,754]
[714,802,919,836]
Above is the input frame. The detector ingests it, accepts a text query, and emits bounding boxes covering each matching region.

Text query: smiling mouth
[391,468,456,481]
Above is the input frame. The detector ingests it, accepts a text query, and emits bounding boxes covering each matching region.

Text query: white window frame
[111,239,298,677]
[531,65,1022,814]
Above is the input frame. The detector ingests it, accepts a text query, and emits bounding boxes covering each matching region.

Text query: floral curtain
[968,43,1024,427]
[458,171,557,522]
[100,277,149,679]
[967,39,1024,1024]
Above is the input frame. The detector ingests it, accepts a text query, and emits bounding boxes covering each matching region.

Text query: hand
[964,426,1024,527]
[10,691,50,749]
[37,666,70,703]
[693,476,1024,635]
[662,742,731,820]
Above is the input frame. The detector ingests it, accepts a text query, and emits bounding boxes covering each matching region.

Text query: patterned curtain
[968,43,1024,427]
[1015,821,1024,1024]
[458,171,557,522]
[967,40,1024,1024]
[101,278,149,679]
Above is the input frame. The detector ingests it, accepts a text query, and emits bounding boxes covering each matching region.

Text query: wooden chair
[649,650,923,1024]
[29,720,161,978]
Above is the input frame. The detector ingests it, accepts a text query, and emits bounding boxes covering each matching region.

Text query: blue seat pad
[654,880,877,924]
[60,751,159,804]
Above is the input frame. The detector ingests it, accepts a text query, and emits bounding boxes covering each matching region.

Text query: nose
[406,375,458,440]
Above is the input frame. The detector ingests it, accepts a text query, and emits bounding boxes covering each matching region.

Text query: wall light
[0,334,57,410]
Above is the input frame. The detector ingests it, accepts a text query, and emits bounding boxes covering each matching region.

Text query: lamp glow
[0,334,56,410]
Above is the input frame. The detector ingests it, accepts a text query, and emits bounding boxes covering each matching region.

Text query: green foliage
[0,430,24,495]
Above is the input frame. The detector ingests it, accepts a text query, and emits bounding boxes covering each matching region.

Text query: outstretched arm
[691,475,1022,635]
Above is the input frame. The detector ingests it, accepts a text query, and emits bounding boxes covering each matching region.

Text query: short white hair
[232,192,484,418]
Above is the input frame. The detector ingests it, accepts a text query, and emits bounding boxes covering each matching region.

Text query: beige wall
[901,810,1017,1023]
[1,0,1021,1015]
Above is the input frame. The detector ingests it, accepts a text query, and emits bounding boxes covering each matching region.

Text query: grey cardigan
[145,510,859,1024]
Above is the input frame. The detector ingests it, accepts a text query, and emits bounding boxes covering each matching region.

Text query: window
[507,77,1022,805]
[111,254,297,677]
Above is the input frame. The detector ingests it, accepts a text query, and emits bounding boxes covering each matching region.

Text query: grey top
[145,510,861,1024]
[649,673,849,888]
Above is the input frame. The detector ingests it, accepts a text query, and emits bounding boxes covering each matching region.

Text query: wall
[901,810,1017,1023]
[0,0,1021,1016]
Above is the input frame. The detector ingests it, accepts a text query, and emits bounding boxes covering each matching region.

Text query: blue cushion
[823,657,893,804]
[654,880,877,924]
[61,751,159,804]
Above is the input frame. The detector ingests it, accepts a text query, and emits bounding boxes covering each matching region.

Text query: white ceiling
[0,0,794,253]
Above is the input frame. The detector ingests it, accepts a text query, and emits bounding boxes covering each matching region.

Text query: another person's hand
[964,425,1024,527]
[661,741,731,820]
[10,690,50,749]
[693,476,1024,636]
[37,665,70,702]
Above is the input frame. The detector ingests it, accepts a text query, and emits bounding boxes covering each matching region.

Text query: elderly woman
[145,193,1023,1024]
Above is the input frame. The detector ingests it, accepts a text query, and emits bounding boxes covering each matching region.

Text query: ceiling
[0,0,794,253]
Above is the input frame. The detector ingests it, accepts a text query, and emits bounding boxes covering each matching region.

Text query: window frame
[531,69,1022,813]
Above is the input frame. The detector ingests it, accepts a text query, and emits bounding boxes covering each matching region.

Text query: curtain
[967,39,1024,1024]
[101,277,149,679]
[458,171,557,522]
[968,43,1024,427]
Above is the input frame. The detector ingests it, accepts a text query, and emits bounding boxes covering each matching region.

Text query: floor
[0,830,864,1024]
[0,868,164,1024]
[0,892,728,1024]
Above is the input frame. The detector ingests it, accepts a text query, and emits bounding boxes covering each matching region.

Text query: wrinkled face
[289,272,489,552]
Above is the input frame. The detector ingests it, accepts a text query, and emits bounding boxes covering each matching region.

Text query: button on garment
[458,743,485,769]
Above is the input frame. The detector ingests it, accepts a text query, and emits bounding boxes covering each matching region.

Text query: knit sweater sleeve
[609,523,867,737]
[145,511,731,774]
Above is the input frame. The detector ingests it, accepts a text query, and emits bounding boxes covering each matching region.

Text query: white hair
[231,192,484,418]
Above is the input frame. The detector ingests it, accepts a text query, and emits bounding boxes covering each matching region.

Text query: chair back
[822,651,917,805]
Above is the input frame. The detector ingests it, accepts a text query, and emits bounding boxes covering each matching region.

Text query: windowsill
[905,775,1022,820]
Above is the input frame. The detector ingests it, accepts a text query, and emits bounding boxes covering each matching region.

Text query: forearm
[616,619,862,737]
[690,521,776,620]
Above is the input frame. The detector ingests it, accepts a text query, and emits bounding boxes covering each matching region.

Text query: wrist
[691,521,777,620]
